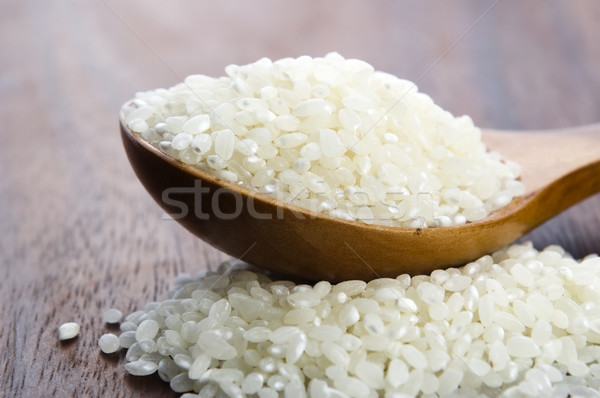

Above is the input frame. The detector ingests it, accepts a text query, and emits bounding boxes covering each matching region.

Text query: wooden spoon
[121,118,600,282]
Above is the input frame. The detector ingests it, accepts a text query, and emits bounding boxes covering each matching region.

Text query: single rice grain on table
[103,308,123,324]
[98,242,600,397]
[58,322,80,341]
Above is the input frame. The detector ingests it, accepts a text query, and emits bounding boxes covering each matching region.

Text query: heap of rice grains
[98,243,600,397]
[122,53,524,228]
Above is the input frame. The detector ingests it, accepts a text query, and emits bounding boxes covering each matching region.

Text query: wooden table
[2,1,599,396]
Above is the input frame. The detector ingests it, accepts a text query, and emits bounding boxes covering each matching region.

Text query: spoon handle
[483,124,600,194]
[483,124,600,227]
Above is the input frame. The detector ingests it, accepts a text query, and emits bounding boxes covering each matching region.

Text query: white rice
[58,322,80,341]
[122,53,523,228]
[103,308,123,324]
[99,242,600,397]
[98,333,120,354]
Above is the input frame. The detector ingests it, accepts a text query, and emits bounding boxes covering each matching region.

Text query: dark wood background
[2,1,599,396]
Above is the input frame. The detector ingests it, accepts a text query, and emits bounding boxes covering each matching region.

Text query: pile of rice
[99,242,600,397]
[122,53,523,228]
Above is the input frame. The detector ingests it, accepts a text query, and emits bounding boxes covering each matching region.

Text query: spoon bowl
[121,115,600,281]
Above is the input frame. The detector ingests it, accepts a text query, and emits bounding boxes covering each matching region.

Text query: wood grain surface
[1,1,599,396]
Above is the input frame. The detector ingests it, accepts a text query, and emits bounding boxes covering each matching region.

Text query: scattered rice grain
[58,322,80,341]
